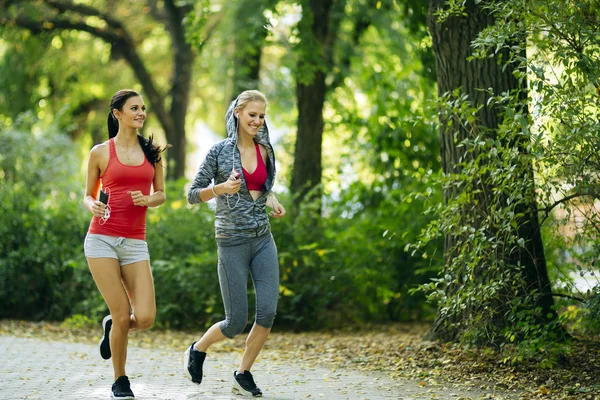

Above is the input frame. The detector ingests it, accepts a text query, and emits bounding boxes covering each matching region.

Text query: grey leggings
[216,232,279,338]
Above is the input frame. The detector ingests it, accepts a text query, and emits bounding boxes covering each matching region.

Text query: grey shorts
[84,234,150,266]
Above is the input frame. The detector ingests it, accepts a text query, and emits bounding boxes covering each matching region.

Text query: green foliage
[183,0,214,51]
[475,0,600,330]
[415,0,600,366]
[321,2,443,325]
[0,30,51,122]
[581,286,600,334]
[293,0,326,85]
[0,1,184,145]
[272,188,437,330]
[145,180,221,329]
[61,314,98,330]
[412,88,541,340]
[0,121,94,320]
[501,312,570,369]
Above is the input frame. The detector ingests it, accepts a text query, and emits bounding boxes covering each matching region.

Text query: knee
[255,311,276,329]
[220,317,247,339]
[112,313,131,331]
[135,312,155,331]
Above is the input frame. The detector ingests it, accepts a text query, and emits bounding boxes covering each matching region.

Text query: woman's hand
[267,193,286,218]
[129,190,149,207]
[218,172,242,195]
[91,200,107,218]
[269,202,286,218]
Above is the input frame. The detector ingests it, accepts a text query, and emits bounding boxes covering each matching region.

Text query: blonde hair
[235,90,268,111]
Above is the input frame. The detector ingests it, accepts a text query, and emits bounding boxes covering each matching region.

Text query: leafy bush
[145,179,222,329]
[580,287,600,335]
[0,123,94,320]
[271,182,440,330]
[409,0,600,367]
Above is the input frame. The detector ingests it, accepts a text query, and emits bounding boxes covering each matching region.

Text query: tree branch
[147,0,169,24]
[552,293,585,303]
[324,0,347,67]
[201,17,221,50]
[530,10,583,53]
[539,192,600,224]
[12,15,121,43]
[330,0,380,90]
[1,0,174,140]
[44,0,126,32]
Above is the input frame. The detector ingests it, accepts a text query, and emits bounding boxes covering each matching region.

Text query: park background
[1,1,600,398]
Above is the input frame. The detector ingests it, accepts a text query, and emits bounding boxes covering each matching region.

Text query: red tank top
[242,142,267,191]
[88,138,155,240]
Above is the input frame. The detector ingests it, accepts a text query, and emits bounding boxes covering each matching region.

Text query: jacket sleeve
[187,144,220,204]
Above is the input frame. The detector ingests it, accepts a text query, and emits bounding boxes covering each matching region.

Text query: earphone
[225,112,240,209]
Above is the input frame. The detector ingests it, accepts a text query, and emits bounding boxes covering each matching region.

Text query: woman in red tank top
[83,89,166,399]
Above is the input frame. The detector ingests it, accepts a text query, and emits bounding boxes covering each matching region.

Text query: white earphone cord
[225,115,240,209]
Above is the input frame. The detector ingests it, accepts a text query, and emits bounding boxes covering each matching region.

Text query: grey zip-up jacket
[187,98,276,238]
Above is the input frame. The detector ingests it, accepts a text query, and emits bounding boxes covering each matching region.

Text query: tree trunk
[165,0,194,179]
[425,0,556,341]
[292,71,326,202]
[291,0,344,206]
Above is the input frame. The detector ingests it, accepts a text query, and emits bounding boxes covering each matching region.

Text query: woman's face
[114,96,146,130]
[236,101,266,138]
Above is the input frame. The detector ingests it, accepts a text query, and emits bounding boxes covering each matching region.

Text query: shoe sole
[232,380,262,397]
[183,346,193,381]
[111,395,134,399]
[100,315,112,360]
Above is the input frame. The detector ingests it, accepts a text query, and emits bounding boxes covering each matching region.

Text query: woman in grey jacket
[184,90,285,397]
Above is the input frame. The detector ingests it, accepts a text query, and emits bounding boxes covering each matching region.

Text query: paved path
[0,336,512,400]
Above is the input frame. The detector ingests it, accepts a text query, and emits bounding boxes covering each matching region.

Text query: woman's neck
[114,129,138,147]
[237,133,255,150]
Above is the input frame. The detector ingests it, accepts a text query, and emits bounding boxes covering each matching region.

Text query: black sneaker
[233,370,262,397]
[100,315,112,360]
[111,375,134,399]
[183,342,206,384]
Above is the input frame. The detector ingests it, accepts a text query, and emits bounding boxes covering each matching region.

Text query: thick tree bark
[291,0,380,207]
[291,0,345,205]
[293,69,326,202]
[426,0,555,341]
[164,0,194,179]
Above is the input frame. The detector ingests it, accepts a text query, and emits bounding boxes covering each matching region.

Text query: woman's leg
[184,241,251,384]
[239,234,279,372]
[210,242,252,342]
[238,324,271,373]
[121,260,156,332]
[87,257,132,380]
[195,322,226,351]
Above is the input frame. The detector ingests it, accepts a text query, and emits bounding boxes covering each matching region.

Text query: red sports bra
[242,142,267,191]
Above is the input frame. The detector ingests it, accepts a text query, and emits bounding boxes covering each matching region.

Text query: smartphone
[230,168,240,181]
[99,190,109,205]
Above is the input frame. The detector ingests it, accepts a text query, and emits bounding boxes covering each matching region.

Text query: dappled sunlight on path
[0,335,514,400]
